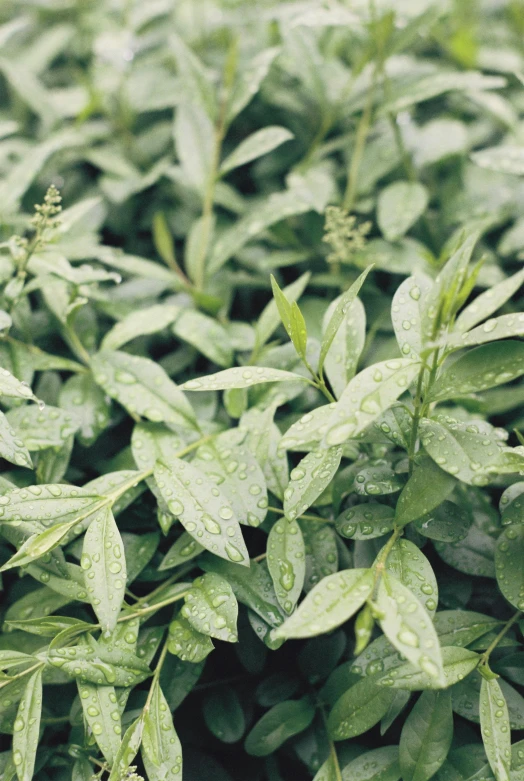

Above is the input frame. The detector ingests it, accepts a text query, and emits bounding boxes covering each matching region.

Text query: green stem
[118,591,189,624]
[64,323,92,367]
[342,67,378,212]
[144,641,169,712]
[0,660,45,691]
[479,610,522,668]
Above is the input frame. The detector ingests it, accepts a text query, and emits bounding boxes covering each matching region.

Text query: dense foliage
[1,1,524,780]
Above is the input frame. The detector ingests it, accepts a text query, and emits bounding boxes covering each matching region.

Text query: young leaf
[142,683,183,781]
[322,296,366,399]
[181,366,308,391]
[391,274,432,360]
[107,713,145,781]
[318,266,372,374]
[82,506,127,632]
[91,350,196,430]
[12,668,42,781]
[378,182,429,242]
[267,517,306,614]
[254,272,310,352]
[284,445,343,521]
[271,568,374,640]
[181,572,238,642]
[480,677,511,781]
[376,572,444,685]
[454,267,524,334]
[153,459,249,566]
[324,359,420,446]
[399,690,453,781]
[244,699,315,756]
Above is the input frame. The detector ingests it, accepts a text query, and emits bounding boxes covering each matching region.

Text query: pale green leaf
[495,524,524,611]
[450,313,524,349]
[283,445,343,521]
[220,126,294,175]
[0,409,32,468]
[384,539,438,615]
[471,145,524,175]
[91,350,196,429]
[454,268,524,334]
[174,102,214,193]
[172,309,234,367]
[82,507,127,632]
[378,182,429,242]
[324,359,420,446]
[153,459,249,566]
[12,668,42,781]
[480,677,511,781]
[376,572,444,685]
[181,365,307,391]
[78,681,121,765]
[5,405,79,451]
[336,503,395,540]
[168,613,214,663]
[267,517,305,614]
[181,572,238,642]
[377,646,480,691]
[59,373,110,446]
[142,683,182,780]
[391,274,432,360]
[271,568,374,640]
[322,296,366,399]
[101,304,180,350]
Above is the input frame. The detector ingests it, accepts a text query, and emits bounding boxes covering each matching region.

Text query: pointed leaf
[12,668,42,781]
[82,507,127,632]
[220,126,293,175]
[284,445,342,521]
[181,366,307,391]
[384,539,438,615]
[142,683,182,780]
[480,677,511,781]
[395,454,456,527]
[399,690,453,781]
[495,523,524,611]
[267,517,306,614]
[378,182,429,242]
[0,410,32,468]
[271,568,374,640]
[168,613,214,663]
[153,459,249,566]
[101,305,180,351]
[328,677,397,741]
[181,572,238,642]
[244,698,315,756]
[78,681,121,764]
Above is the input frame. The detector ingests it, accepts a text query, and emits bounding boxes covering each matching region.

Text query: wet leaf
[378,182,429,242]
[142,683,183,780]
[181,572,238,642]
[181,366,307,392]
[480,677,511,781]
[267,517,306,614]
[244,698,315,756]
[399,690,453,781]
[12,668,42,781]
[328,677,397,741]
[495,524,524,611]
[284,446,343,521]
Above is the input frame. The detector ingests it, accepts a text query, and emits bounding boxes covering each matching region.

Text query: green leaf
[78,681,121,764]
[244,698,315,756]
[107,713,145,781]
[220,126,293,175]
[168,613,214,663]
[82,507,126,632]
[434,525,496,578]
[181,366,307,391]
[254,272,310,352]
[208,189,311,275]
[318,266,372,374]
[174,102,214,193]
[172,309,233,367]
[5,616,91,637]
[203,688,245,743]
[378,182,429,242]
[434,610,501,647]
[0,410,32,468]
[59,373,110,446]
[227,47,280,123]
[153,459,249,565]
[399,690,453,781]
[336,503,396,540]
[324,359,421,446]
[12,668,42,781]
[420,417,504,486]
[5,405,79,450]
[480,677,511,781]
[451,313,524,349]
[429,342,524,402]
[271,568,374,640]
[383,539,438,615]
[267,517,306,614]
[193,438,268,528]
[280,404,336,451]
[328,676,397,741]
[0,367,36,402]
[377,646,480,691]
[142,683,183,780]
[322,296,366,399]
[48,639,151,686]
[101,304,180,351]
[376,572,444,685]
[302,523,339,593]
[471,145,524,175]
[341,746,401,781]
[1,520,80,571]
[159,532,204,571]
[413,501,471,542]
[495,524,524,611]
[391,275,431,360]
[395,454,457,527]
[91,350,196,429]
[181,572,238,642]
[284,445,343,521]
[454,268,524,334]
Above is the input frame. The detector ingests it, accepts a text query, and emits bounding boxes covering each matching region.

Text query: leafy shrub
[1,1,524,780]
